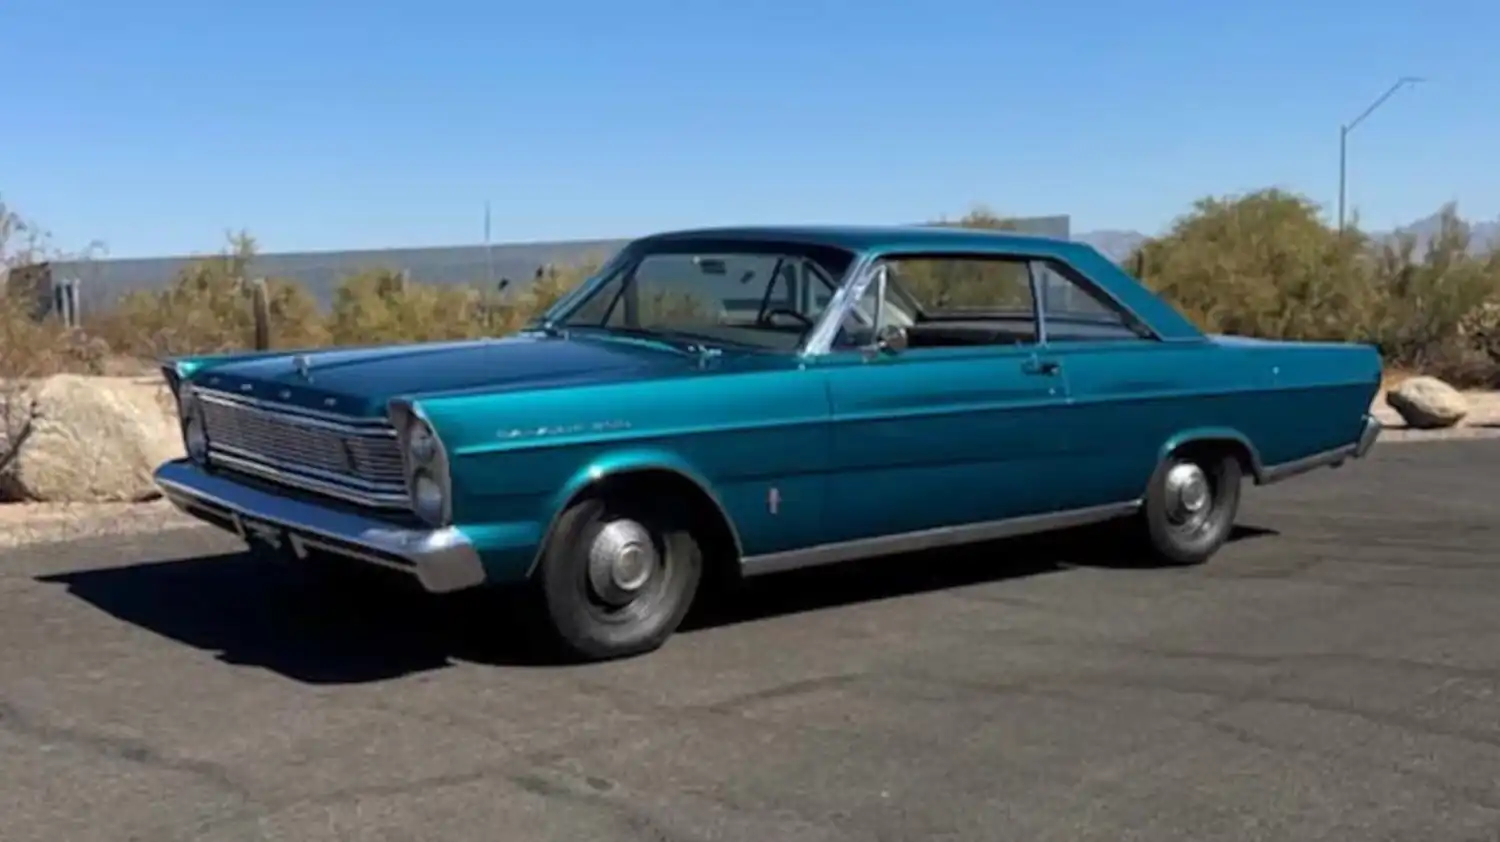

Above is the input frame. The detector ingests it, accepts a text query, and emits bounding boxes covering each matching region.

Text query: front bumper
[1355,413,1382,457]
[153,459,487,594]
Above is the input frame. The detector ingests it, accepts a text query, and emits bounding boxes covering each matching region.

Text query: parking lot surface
[1,439,1498,841]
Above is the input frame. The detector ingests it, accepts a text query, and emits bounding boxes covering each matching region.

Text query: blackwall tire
[1139,450,1242,566]
[534,494,704,662]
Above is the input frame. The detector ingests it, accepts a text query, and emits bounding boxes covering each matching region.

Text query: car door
[811,253,1074,546]
[1023,257,1198,511]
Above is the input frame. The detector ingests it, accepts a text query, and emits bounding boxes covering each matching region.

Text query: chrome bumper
[1355,413,1382,457]
[153,459,487,594]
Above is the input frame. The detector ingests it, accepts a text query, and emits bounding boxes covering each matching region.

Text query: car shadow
[681,521,1278,631]
[39,522,1277,683]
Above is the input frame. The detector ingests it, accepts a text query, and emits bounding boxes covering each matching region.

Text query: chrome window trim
[797,250,879,358]
[533,246,639,327]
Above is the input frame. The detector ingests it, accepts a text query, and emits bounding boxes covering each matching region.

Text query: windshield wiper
[523,317,568,338]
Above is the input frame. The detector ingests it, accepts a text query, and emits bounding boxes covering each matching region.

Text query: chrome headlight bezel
[389,400,452,528]
[177,385,210,464]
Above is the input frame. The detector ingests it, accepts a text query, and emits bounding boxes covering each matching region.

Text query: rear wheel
[1138,449,1242,565]
[534,493,704,661]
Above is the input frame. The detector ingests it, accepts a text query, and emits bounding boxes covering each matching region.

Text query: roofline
[633,223,1074,254]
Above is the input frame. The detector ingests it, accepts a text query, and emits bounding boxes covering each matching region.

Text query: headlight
[411,470,445,525]
[402,413,450,527]
[178,387,209,464]
[408,422,437,464]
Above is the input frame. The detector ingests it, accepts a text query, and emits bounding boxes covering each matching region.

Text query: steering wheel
[759,308,814,328]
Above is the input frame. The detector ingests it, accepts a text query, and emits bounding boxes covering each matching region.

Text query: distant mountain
[1385,212,1500,254]
[1073,212,1500,264]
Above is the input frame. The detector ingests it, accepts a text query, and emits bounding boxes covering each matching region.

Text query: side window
[888,255,1034,313]
[833,254,1039,350]
[888,254,1039,345]
[1029,259,1155,342]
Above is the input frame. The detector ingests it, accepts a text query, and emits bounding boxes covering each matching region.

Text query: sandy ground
[2,390,1496,552]
[0,498,197,550]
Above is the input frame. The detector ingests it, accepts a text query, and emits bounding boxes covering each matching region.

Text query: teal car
[153,225,1384,660]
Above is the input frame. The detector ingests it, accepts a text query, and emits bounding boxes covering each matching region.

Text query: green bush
[1128,190,1500,385]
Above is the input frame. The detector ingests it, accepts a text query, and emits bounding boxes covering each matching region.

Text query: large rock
[0,374,184,503]
[1385,376,1469,430]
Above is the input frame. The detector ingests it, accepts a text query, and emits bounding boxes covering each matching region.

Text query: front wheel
[533,493,704,661]
[1138,450,1242,565]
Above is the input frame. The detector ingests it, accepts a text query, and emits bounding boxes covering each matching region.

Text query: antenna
[484,200,494,287]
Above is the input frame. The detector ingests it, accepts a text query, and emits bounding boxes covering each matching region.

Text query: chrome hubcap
[1164,462,1211,525]
[586,519,659,605]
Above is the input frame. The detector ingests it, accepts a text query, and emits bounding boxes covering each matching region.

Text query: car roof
[633,224,1080,258]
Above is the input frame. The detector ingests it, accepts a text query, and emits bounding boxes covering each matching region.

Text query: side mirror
[875,323,908,353]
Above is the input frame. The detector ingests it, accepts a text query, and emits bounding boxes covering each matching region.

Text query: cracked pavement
[1,439,1498,840]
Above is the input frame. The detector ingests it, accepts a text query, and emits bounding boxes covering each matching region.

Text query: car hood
[186,334,704,418]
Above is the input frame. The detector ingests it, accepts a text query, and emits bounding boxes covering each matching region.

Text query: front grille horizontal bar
[194,388,409,508]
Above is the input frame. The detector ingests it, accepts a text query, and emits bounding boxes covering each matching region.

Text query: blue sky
[5,0,1498,258]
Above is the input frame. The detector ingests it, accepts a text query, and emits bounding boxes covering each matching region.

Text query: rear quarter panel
[1214,337,1383,467]
[1048,336,1381,509]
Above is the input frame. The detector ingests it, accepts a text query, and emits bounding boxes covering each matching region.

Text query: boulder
[1385,376,1469,430]
[0,374,184,503]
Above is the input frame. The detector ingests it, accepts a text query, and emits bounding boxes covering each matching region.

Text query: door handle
[1024,359,1061,376]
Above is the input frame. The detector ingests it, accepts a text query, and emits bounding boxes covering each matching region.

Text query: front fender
[524,446,742,578]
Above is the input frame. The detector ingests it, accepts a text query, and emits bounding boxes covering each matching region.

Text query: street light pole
[1338,76,1424,233]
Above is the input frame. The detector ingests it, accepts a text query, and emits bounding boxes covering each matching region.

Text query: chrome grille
[196,391,408,507]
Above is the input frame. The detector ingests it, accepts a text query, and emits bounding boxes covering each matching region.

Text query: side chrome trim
[1259,415,1382,485]
[740,500,1140,577]
[153,459,486,594]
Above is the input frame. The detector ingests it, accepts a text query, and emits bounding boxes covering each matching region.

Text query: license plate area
[233,513,289,551]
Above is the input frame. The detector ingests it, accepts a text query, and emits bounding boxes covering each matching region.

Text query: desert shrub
[1125,190,1500,387]
[91,233,329,358]
[1362,206,1500,378]
[1128,190,1379,342]
[327,268,488,345]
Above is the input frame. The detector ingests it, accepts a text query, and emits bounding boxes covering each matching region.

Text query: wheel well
[566,468,743,584]
[1169,438,1258,480]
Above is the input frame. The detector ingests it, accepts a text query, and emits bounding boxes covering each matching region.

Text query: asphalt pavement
[1,438,1498,841]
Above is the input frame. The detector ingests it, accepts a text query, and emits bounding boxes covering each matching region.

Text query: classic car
[153,225,1384,661]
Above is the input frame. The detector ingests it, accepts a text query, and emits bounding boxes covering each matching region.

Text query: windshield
[549,240,857,352]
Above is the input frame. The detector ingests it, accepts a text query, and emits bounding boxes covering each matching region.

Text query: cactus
[250,277,270,350]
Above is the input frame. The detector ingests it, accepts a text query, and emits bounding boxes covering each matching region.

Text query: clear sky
[4,0,1497,258]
